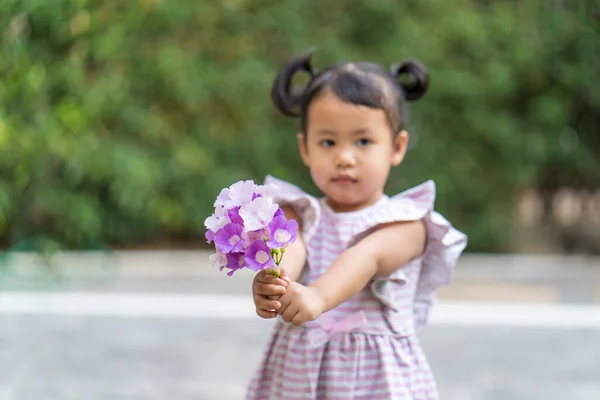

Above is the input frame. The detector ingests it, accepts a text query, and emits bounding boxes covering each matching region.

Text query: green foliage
[0,0,598,251]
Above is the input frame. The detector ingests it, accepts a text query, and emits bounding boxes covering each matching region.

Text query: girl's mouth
[332,176,357,184]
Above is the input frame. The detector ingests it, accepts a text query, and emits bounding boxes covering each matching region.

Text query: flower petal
[205,230,214,244]
[227,180,257,207]
[244,240,275,271]
[204,208,230,232]
[214,188,231,207]
[214,223,244,253]
[255,183,279,201]
[240,197,278,231]
[266,216,298,248]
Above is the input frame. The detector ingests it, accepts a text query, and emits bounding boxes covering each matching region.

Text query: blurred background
[0,1,599,399]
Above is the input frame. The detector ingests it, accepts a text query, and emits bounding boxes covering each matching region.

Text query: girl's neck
[323,194,388,215]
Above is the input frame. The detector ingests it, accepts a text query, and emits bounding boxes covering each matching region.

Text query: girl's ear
[391,130,409,166]
[297,132,310,166]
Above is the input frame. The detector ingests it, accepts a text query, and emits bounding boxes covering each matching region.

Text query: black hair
[271,49,429,135]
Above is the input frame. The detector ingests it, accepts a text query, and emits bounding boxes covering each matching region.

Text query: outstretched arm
[277,220,426,326]
[275,205,307,282]
[310,220,426,312]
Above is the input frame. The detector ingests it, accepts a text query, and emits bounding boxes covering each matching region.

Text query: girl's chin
[324,196,365,212]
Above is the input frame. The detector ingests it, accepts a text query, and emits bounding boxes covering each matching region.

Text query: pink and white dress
[246,176,468,400]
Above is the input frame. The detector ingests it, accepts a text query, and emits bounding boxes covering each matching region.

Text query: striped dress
[246,176,468,400]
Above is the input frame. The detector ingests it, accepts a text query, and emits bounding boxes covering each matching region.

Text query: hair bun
[271,49,318,117]
[390,60,429,101]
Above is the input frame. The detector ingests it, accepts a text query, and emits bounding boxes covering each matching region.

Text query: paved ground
[1,316,599,400]
[0,251,599,399]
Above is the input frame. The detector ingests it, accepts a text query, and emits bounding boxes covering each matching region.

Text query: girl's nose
[335,148,356,168]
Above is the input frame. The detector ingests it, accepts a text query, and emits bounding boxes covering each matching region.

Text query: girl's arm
[310,220,426,313]
[276,205,307,281]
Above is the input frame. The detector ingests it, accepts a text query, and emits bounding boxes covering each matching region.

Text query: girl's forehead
[306,91,389,133]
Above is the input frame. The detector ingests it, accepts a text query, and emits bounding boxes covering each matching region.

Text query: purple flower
[228,207,244,225]
[267,216,298,248]
[224,252,245,276]
[205,229,214,244]
[239,197,278,231]
[274,207,285,219]
[206,180,298,277]
[245,229,268,247]
[214,223,244,254]
[244,240,275,271]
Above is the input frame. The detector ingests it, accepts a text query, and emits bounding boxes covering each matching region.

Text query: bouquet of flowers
[204,180,298,278]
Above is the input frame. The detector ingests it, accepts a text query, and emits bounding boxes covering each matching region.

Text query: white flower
[209,251,227,268]
[225,180,256,208]
[204,205,230,232]
[214,188,231,207]
[255,182,279,202]
[239,197,278,231]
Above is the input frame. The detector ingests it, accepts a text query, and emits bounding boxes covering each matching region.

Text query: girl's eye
[320,139,335,148]
[357,138,372,147]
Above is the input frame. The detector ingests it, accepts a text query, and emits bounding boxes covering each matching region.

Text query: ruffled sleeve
[361,180,467,332]
[414,210,467,330]
[264,176,321,243]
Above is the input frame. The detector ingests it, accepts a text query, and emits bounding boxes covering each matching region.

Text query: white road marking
[1,292,600,328]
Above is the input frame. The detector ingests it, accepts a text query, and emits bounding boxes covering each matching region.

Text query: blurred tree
[0,0,597,252]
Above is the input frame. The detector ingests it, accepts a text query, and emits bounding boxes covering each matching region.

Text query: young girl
[246,51,467,400]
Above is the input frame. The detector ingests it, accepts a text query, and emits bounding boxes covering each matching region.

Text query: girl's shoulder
[321,180,437,241]
[373,180,437,223]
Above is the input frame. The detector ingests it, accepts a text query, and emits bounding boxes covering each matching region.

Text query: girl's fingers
[253,296,281,312]
[277,295,289,316]
[264,277,289,287]
[291,312,308,327]
[254,282,286,296]
[279,270,291,282]
[256,272,289,287]
[281,304,298,324]
[256,308,277,319]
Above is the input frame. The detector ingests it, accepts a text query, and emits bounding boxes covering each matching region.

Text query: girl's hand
[252,270,290,319]
[277,282,326,326]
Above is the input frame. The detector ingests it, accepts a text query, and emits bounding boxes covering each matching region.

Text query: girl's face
[298,90,408,213]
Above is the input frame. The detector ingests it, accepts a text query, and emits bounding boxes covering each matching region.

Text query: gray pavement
[1,317,599,400]
[1,251,600,399]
